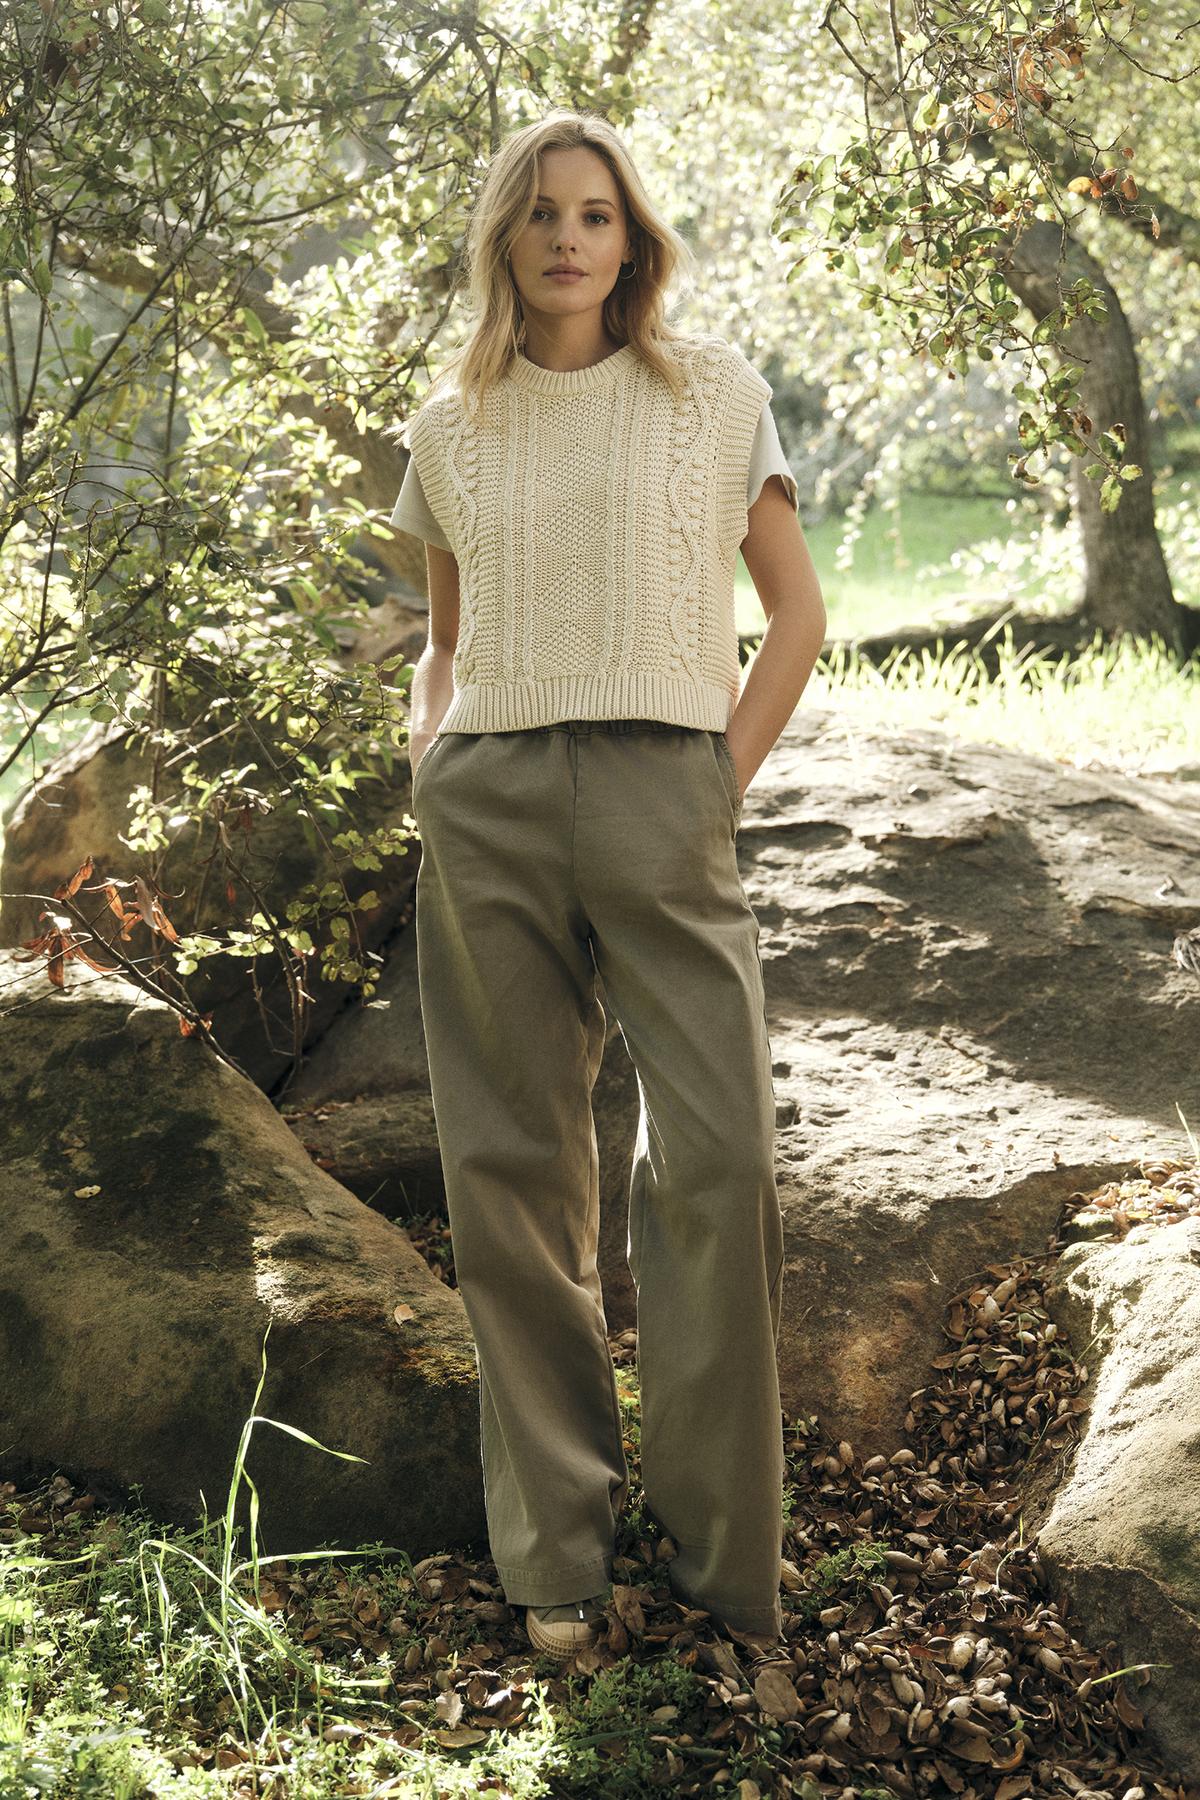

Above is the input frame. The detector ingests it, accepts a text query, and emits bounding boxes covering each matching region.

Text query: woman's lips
[546,270,586,282]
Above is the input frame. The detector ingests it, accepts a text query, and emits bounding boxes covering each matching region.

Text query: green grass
[734,488,1043,637]
[0,1503,735,1800]
[802,623,1199,779]
[728,482,1200,781]
[770,492,1024,627]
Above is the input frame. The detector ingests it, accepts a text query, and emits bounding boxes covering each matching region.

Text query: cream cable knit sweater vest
[404,333,772,734]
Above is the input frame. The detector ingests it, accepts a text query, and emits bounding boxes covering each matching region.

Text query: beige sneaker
[524,1591,609,1660]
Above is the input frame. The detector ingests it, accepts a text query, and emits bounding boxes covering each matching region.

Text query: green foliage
[0,1321,768,1800]
[0,0,532,1053]
[552,1655,708,1794]
[0,1324,564,1798]
[783,131,1139,495]
[777,1,1182,511]
[791,1539,891,1622]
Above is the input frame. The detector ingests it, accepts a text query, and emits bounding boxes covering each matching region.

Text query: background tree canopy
[2,0,1198,1054]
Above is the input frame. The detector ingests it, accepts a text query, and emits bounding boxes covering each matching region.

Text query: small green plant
[793,1538,891,1621]
[553,1655,707,1796]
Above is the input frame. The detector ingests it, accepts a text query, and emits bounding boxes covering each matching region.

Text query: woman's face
[508,146,632,331]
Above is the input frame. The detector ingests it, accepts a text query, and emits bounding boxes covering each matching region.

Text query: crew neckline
[507,341,638,395]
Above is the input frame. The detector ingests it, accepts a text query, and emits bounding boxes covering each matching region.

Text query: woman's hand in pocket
[409,733,437,779]
[724,734,746,804]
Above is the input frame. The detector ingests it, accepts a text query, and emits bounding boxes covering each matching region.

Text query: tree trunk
[997,218,1184,655]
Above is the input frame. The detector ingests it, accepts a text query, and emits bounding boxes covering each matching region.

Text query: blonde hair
[425,109,698,421]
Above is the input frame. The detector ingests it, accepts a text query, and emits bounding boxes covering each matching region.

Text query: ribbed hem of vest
[436,675,736,733]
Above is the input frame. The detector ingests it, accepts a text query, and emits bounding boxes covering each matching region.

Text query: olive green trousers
[411,718,785,1638]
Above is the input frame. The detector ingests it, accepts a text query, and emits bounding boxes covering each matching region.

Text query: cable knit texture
[403,334,772,733]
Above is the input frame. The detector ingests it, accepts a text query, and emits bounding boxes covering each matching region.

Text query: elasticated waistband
[518,719,703,737]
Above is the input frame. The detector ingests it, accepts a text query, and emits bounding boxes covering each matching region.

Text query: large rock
[1034,1218,1200,1780]
[287,705,1200,1452]
[759,708,1199,1448]
[0,949,483,1554]
[0,709,424,1092]
[282,928,450,1216]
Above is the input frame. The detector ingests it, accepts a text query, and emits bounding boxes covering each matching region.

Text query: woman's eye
[530,209,610,225]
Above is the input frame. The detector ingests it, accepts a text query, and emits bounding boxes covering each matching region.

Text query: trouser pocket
[711,731,743,829]
[411,730,454,809]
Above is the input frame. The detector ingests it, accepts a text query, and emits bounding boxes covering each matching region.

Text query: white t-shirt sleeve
[746,400,799,512]
[388,422,454,553]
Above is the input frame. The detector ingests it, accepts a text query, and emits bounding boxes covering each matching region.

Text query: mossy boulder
[0,948,483,1557]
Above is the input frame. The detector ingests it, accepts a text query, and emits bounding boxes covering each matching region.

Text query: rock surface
[288,706,1200,1450]
[1034,1217,1200,1781]
[755,708,1200,1448]
[0,949,483,1554]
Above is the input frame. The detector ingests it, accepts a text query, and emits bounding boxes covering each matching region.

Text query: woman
[390,108,827,1661]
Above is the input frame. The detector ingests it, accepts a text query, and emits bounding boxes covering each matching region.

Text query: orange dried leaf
[15,932,55,958]
[1114,1682,1145,1729]
[991,1734,1026,1771]
[54,854,94,901]
[63,939,117,974]
[134,874,181,943]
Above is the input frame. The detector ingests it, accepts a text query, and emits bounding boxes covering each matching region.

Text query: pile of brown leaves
[1060,1155,1200,1242]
